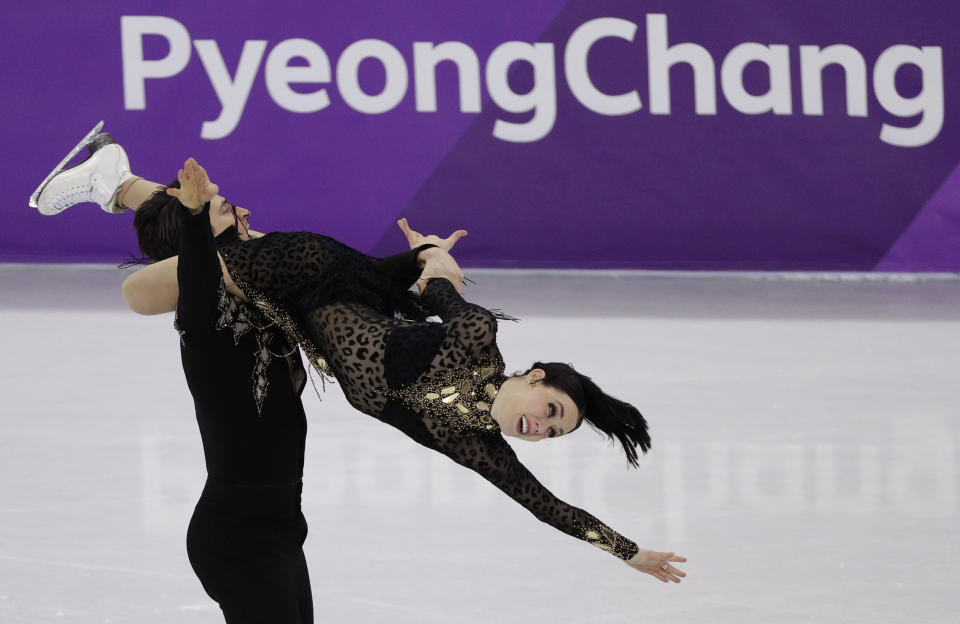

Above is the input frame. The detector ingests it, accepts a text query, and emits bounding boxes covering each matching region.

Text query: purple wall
[4,1,958,269]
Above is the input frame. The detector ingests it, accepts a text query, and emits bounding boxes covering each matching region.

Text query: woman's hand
[397,217,467,252]
[165,158,219,214]
[625,549,687,583]
[418,248,465,294]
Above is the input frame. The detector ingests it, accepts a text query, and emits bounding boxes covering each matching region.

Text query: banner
[4,1,958,269]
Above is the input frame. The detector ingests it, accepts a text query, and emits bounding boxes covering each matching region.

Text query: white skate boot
[30,121,134,215]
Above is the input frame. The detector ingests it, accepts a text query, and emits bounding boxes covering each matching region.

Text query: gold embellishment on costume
[222,270,335,395]
[576,521,637,560]
[382,358,505,433]
[186,278,303,416]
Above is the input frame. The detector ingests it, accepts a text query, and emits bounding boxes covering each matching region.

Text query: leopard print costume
[216,228,639,561]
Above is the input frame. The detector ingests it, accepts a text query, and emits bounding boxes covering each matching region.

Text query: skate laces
[52,183,94,212]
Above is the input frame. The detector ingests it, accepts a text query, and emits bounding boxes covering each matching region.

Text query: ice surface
[1,265,957,623]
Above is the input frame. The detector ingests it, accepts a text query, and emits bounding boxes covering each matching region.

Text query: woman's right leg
[33,126,164,215]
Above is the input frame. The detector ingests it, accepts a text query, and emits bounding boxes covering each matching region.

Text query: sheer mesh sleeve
[418,278,475,320]
[416,279,501,361]
[218,231,367,296]
[372,244,437,292]
[436,429,640,561]
[218,232,432,299]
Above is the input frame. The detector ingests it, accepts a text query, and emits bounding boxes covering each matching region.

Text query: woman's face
[491,370,581,441]
[209,194,251,239]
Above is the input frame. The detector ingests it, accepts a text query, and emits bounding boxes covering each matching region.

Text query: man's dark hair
[132,179,184,262]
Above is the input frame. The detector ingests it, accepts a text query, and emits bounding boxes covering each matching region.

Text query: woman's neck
[489,375,520,423]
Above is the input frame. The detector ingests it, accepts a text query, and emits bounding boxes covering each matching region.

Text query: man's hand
[417,247,465,294]
[165,158,218,214]
[397,217,467,252]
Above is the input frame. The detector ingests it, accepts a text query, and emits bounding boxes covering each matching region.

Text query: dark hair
[132,179,184,262]
[522,362,651,468]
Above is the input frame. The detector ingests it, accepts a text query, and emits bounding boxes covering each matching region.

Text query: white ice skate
[30,121,134,215]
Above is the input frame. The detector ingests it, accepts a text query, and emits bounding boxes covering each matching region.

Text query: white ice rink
[1,266,958,623]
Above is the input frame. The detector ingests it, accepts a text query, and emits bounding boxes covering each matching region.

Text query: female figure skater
[34,131,686,607]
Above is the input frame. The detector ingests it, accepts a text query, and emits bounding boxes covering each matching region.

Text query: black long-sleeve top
[215,228,640,561]
[175,207,309,484]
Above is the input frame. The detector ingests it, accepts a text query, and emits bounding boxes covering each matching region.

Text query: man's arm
[122,253,245,315]
[121,256,179,315]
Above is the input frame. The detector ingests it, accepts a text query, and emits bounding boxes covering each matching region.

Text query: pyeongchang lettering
[121,14,944,147]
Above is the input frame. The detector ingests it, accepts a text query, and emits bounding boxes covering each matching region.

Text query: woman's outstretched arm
[437,429,686,582]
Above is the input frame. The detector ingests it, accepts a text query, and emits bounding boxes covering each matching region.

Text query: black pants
[187,479,313,623]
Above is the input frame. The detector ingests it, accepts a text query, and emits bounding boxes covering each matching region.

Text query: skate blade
[29,120,105,211]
